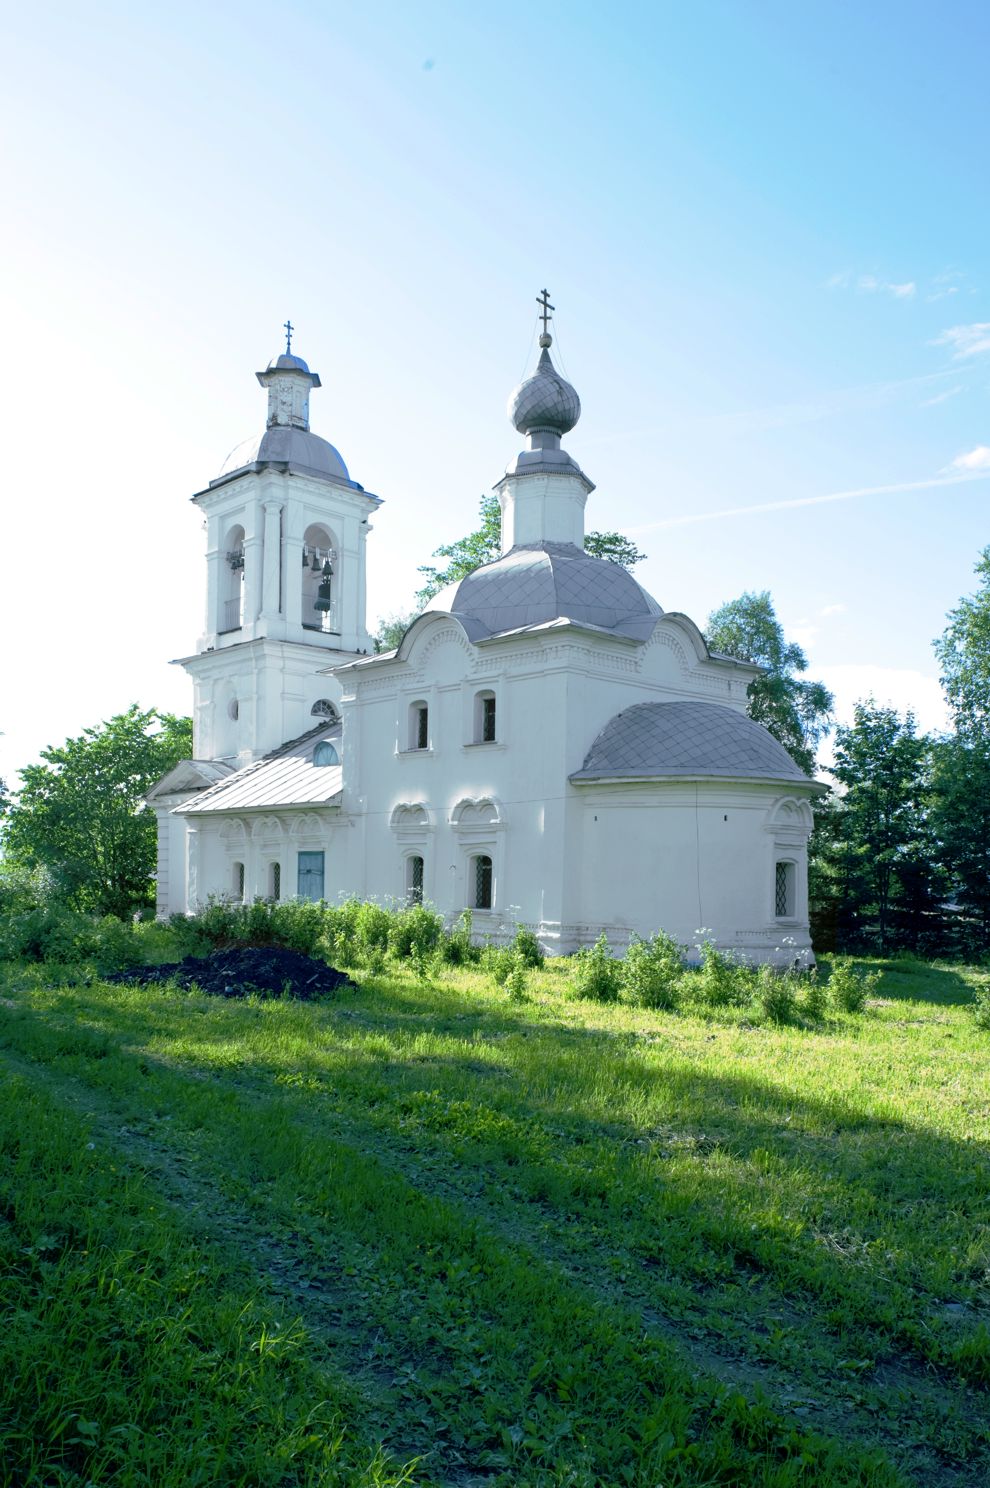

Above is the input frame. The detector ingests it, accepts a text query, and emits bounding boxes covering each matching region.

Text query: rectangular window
[270,862,281,901]
[473,854,493,910]
[233,861,245,901]
[482,695,496,742]
[407,855,424,905]
[775,861,793,918]
[416,705,429,750]
[297,851,325,902]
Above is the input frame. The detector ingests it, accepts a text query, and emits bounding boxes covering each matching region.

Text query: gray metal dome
[266,352,313,374]
[215,426,351,484]
[429,542,661,641]
[508,345,581,437]
[571,702,810,784]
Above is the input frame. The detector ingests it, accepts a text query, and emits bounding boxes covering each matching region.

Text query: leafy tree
[825,701,936,952]
[413,494,646,607]
[934,546,990,741]
[2,707,192,918]
[928,737,990,955]
[373,612,415,654]
[704,591,833,775]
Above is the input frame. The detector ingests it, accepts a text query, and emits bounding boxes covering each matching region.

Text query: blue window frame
[297,850,325,901]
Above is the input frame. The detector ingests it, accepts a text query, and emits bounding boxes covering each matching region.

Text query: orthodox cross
[283,319,294,354]
[536,289,554,336]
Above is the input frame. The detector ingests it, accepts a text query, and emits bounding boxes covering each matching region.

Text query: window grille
[311,699,338,719]
[473,855,493,910]
[408,855,424,905]
[775,862,791,918]
[270,863,281,901]
[412,704,428,750]
[234,861,245,901]
[482,695,496,742]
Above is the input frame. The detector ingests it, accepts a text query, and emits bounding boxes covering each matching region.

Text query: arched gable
[450,797,503,829]
[390,802,431,831]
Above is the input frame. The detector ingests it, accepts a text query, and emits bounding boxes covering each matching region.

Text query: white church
[149,306,821,961]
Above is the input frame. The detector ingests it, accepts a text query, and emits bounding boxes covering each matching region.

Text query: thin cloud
[819,603,846,617]
[933,323,990,359]
[626,469,990,535]
[828,271,916,299]
[950,445,990,472]
[922,385,963,406]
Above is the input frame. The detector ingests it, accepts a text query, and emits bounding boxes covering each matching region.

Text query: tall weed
[573,933,621,1003]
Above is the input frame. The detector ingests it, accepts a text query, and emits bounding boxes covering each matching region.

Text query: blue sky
[1,0,988,781]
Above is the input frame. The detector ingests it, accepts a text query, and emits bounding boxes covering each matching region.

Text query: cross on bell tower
[283,319,294,354]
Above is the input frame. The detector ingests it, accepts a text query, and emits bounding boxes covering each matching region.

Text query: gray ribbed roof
[181,723,342,815]
[214,426,352,485]
[571,702,810,784]
[429,542,662,641]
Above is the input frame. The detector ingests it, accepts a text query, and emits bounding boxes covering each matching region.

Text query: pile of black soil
[106,945,354,1000]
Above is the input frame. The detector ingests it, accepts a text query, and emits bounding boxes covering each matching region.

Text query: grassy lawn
[1,953,988,1486]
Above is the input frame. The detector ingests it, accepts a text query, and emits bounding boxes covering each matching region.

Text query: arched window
[220,524,245,633]
[775,861,796,919]
[406,855,424,905]
[472,854,493,910]
[408,700,429,751]
[311,698,338,721]
[302,523,338,634]
[313,741,339,767]
[474,690,496,743]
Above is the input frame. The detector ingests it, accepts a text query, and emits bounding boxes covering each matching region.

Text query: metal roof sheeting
[181,724,343,815]
[570,702,811,785]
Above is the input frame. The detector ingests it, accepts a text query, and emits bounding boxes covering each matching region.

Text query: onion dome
[508,335,581,440]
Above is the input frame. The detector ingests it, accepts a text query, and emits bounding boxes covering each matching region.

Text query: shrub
[696,940,750,1007]
[512,927,545,969]
[362,945,388,977]
[0,903,140,972]
[0,863,53,916]
[827,957,880,1013]
[440,909,481,965]
[354,901,392,952]
[573,933,621,1003]
[754,964,798,1024]
[503,956,529,1002]
[482,944,516,988]
[622,932,683,1010]
[970,980,990,1031]
[388,904,444,959]
[802,970,828,1021]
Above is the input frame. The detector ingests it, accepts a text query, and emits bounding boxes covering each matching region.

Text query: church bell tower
[176,327,381,765]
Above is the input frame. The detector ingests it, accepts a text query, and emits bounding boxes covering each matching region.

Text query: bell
[314,565,333,613]
[302,547,309,567]
[310,551,321,571]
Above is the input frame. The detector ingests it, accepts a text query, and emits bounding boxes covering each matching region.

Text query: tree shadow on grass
[868,959,977,1008]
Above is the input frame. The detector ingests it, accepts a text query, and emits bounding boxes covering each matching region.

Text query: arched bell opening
[220,524,245,633]
[301,522,338,634]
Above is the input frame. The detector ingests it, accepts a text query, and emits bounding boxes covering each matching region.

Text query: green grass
[1,952,988,1486]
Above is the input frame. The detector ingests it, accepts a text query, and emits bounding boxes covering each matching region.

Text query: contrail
[626,470,990,534]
